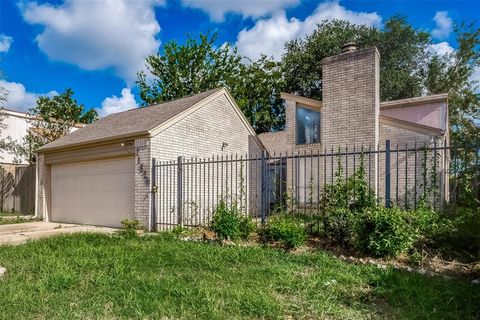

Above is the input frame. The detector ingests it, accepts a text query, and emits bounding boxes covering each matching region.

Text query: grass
[0,233,478,319]
[0,213,35,225]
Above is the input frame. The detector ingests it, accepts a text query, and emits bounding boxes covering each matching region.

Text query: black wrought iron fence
[151,139,478,230]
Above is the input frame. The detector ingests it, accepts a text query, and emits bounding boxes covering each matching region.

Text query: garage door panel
[51,157,134,227]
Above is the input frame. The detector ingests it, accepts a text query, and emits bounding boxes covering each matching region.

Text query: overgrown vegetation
[1,233,478,319]
[0,216,35,225]
[355,207,416,257]
[260,214,307,248]
[119,218,141,239]
[202,148,478,261]
[210,200,255,240]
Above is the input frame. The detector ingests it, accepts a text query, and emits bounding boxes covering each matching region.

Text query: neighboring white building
[0,109,32,165]
[0,108,83,165]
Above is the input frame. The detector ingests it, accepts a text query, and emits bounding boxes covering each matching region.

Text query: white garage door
[51,157,134,227]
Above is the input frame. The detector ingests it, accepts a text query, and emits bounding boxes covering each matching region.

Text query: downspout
[34,153,39,219]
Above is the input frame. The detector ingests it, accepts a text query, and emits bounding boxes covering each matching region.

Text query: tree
[282,19,378,100]
[137,33,284,133]
[282,16,430,102]
[423,22,480,147]
[10,89,97,164]
[235,56,285,132]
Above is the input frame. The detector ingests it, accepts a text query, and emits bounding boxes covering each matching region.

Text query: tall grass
[0,233,478,319]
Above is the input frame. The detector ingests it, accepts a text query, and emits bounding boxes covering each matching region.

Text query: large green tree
[137,33,284,133]
[423,22,480,146]
[9,89,97,164]
[282,16,430,102]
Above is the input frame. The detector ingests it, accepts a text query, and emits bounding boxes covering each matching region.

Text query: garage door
[51,157,134,227]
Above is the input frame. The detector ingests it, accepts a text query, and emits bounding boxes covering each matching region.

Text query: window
[296,106,320,145]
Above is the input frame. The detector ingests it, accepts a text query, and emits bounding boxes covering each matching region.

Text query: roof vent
[342,43,358,53]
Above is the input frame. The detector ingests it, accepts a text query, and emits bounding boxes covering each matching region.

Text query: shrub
[261,215,307,248]
[409,205,440,238]
[434,206,480,261]
[120,218,140,239]
[210,201,255,240]
[355,207,416,257]
[320,153,376,214]
[239,215,256,240]
[323,207,356,247]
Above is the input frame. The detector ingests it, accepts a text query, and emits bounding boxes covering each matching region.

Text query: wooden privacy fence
[0,165,35,215]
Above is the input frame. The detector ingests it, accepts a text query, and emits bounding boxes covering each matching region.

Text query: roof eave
[36,130,150,154]
[380,93,448,110]
[280,92,322,109]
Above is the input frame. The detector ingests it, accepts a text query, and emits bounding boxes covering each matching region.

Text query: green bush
[261,215,307,248]
[409,205,440,238]
[355,207,416,257]
[434,206,480,261]
[239,215,256,240]
[320,153,376,213]
[323,207,356,247]
[120,218,140,239]
[210,201,255,240]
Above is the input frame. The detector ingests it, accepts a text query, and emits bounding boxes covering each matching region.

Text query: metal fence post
[151,158,157,231]
[260,151,267,224]
[385,140,391,208]
[177,156,183,226]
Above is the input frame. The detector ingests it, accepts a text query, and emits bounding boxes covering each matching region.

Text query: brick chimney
[321,45,380,148]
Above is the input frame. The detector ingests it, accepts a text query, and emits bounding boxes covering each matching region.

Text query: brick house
[35,88,263,229]
[259,45,449,207]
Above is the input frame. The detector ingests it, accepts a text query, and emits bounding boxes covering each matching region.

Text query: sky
[0,0,479,117]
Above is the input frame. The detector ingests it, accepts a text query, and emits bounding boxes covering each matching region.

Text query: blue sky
[0,0,478,116]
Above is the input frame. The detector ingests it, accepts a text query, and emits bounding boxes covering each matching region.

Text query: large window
[296,106,320,145]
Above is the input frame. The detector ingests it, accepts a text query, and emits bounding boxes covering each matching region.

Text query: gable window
[296,105,320,145]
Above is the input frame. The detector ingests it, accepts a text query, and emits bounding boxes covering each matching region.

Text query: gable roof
[37,88,223,152]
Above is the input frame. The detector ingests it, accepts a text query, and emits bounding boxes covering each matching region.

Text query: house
[35,88,263,229]
[259,44,449,207]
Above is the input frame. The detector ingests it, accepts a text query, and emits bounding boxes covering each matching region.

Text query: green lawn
[0,233,478,319]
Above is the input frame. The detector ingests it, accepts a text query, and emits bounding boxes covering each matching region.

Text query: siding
[0,111,31,164]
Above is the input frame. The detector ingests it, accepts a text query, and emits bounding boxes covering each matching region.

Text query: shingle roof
[38,88,223,152]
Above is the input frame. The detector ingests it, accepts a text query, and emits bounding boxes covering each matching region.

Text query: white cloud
[182,0,299,22]
[97,88,138,117]
[0,34,13,53]
[428,41,455,57]
[20,0,164,83]
[432,11,452,40]
[236,1,382,60]
[471,66,480,86]
[0,80,58,112]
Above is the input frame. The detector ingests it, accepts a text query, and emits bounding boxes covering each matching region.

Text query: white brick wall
[133,138,152,228]
[379,123,448,208]
[150,93,263,229]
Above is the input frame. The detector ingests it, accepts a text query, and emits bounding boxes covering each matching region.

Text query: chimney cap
[342,42,358,53]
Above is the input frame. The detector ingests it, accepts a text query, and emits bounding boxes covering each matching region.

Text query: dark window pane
[296,106,320,145]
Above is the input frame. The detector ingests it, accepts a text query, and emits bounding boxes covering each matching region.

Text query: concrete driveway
[0,221,118,245]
